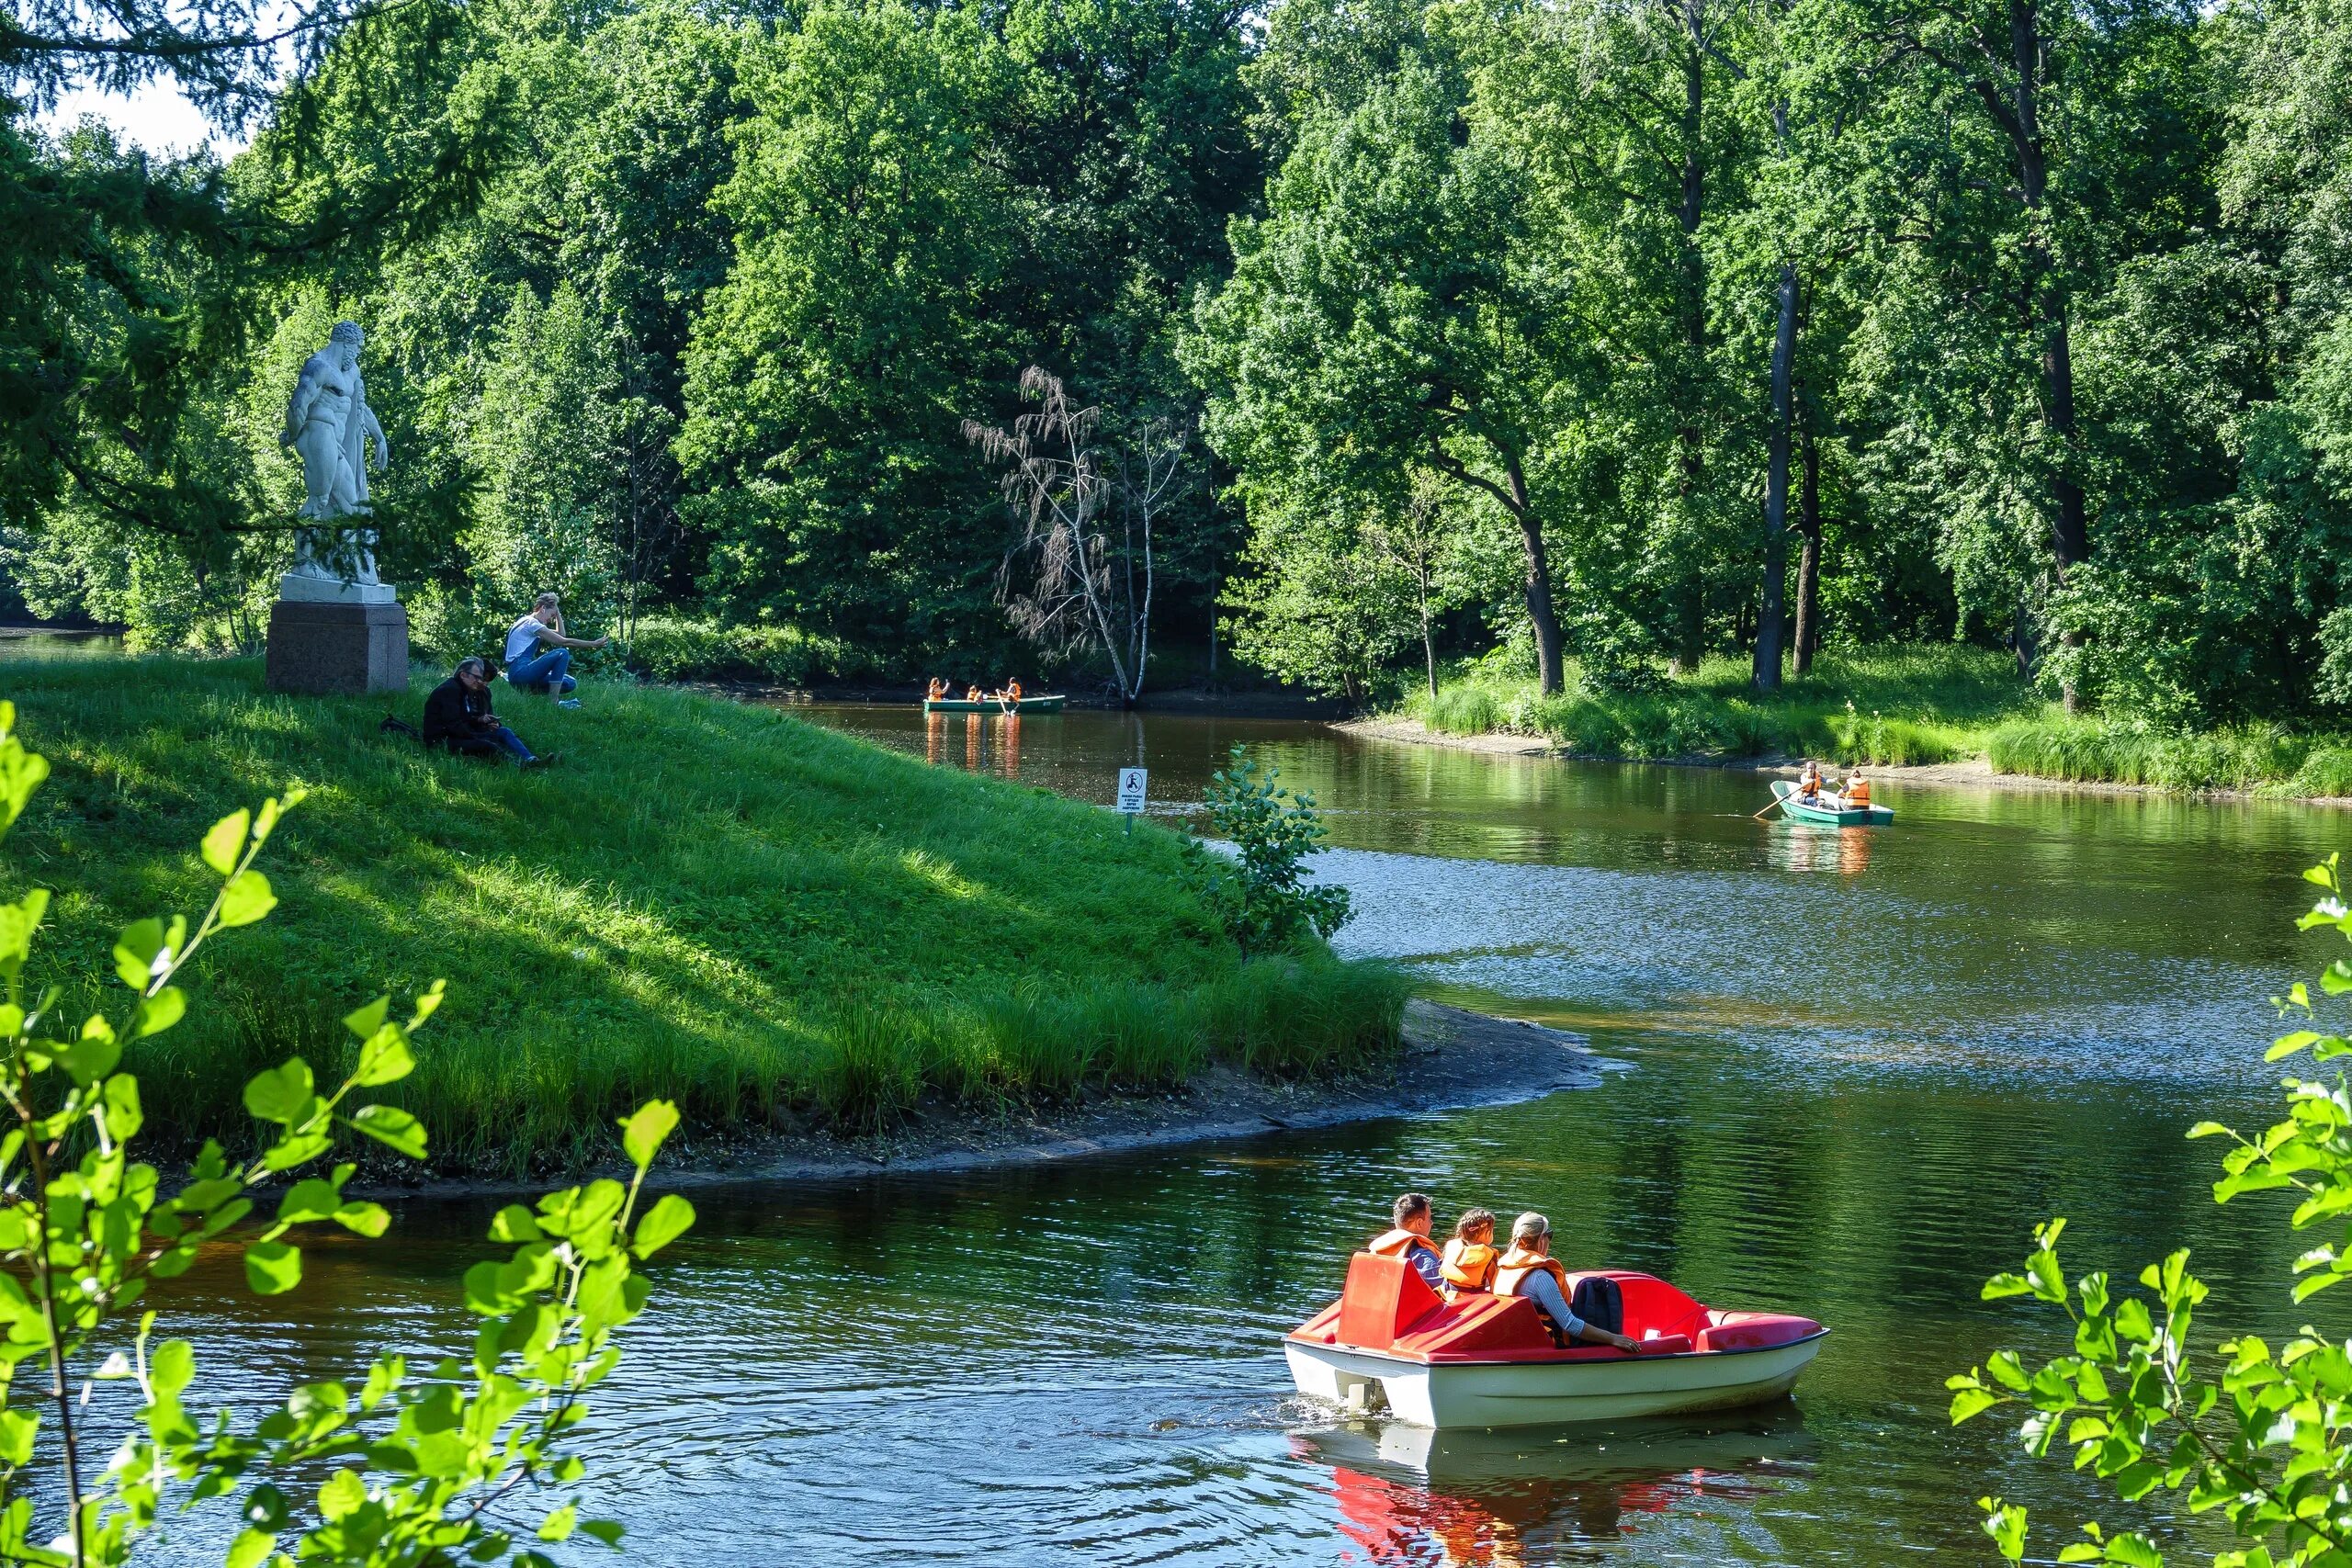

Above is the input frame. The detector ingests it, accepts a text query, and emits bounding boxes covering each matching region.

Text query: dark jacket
[421,675,495,744]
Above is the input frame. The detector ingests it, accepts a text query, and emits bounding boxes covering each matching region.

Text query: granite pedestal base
[265,600,409,695]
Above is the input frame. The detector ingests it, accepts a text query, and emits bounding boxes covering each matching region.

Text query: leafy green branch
[1949,853,2352,1568]
[0,699,695,1568]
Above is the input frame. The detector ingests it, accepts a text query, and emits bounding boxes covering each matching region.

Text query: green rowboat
[1770,778,1894,827]
[922,695,1068,715]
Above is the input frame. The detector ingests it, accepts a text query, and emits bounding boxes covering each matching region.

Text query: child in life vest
[1440,1208,1499,1298]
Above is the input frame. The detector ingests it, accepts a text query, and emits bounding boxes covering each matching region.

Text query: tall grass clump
[4,657,1407,1173]
[1987,714,2330,791]
[1401,643,2028,764]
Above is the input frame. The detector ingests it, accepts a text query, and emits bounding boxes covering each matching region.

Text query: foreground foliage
[1949,856,2352,1565]
[0,699,695,1565]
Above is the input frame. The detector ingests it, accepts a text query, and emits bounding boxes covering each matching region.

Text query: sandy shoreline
[1333,716,2352,807]
[361,1000,1609,1203]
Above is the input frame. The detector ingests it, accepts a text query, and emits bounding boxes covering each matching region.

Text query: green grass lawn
[2,658,1404,1175]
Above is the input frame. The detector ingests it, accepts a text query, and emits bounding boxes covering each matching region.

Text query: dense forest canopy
[8,0,2352,720]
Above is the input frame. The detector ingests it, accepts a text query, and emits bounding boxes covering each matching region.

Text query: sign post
[1115,767,1148,834]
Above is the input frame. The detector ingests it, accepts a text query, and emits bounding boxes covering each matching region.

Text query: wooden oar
[1753,781,1788,819]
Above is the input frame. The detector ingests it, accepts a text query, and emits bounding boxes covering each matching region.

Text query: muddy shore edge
[367,1000,1605,1203]
[1334,715,2352,807]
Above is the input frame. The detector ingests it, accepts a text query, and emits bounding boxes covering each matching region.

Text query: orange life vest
[1368,1228,1442,1268]
[966,686,983,702]
[1006,680,1023,701]
[1492,1247,1569,1301]
[1847,777,1871,807]
[1441,1238,1499,1293]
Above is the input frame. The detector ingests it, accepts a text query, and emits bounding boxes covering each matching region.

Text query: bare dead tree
[964,367,1190,707]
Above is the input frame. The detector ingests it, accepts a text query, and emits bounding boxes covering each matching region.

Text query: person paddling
[1796,760,1825,805]
[1440,1208,1499,1298]
[1366,1192,1445,1292]
[1494,1213,1637,1351]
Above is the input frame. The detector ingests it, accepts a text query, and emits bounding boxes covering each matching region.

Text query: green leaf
[113,918,166,989]
[225,1528,275,1568]
[1980,1498,2029,1561]
[244,1241,302,1296]
[352,1026,415,1089]
[631,1193,695,1259]
[2185,1121,2231,1139]
[537,1505,577,1542]
[1985,1350,2030,1392]
[276,1179,341,1226]
[577,1520,625,1549]
[217,870,277,930]
[1951,1385,2001,1424]
[463,1260,520,1315]
[150,1337,195,1397]
[201,810,251,877]
[316,1470,365,1523]
[0,1408,36,1466]
[621,1100,681,1168]
[348,1104,426,1160]
[2103,1532,2164,1566]
[0,722,51,833]
[133,987,186,1040]
[334,1202,389,1238]
[243,1060,315,1125]
[341,997,390,1042]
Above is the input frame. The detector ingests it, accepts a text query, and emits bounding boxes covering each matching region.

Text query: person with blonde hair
[1493,1213,1637,1350]
[504,591,607,707]
[1440,1208,1499,1297]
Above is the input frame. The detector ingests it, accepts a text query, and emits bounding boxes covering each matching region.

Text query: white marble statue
[279,320,390,590]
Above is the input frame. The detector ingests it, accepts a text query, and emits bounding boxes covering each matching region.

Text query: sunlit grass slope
[5,659,1405,1174]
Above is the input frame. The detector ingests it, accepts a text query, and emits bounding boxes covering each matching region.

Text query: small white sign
[1115,767,1148,815]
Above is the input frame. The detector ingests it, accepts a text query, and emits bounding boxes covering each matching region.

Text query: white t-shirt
[504,615,548,664]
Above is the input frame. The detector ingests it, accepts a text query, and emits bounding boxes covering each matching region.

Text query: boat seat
[1336,1252,1444,1348]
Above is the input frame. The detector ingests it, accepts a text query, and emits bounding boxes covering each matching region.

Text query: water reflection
[1300,1415,1813,1564]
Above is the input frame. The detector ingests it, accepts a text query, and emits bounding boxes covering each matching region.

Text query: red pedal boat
[1284,1253,1827,1429]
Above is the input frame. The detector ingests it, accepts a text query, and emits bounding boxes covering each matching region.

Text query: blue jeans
[487,724,533,761]
[507,647,575,694]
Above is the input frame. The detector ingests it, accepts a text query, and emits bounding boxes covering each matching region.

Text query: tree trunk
[2006,0,2086,708]
[1417,566,1439,700]
[1793,420,1823,675]
[1505,450,1565,696]
[1754,251,1797,691]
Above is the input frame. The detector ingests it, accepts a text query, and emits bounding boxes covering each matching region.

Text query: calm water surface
[142,706,2352,1564]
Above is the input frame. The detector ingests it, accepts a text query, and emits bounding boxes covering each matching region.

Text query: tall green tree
[1190,47,1581,693]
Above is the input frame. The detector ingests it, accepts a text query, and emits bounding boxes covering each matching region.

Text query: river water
[140,707,2352,1564]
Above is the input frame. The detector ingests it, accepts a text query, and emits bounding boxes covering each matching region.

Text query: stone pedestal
[266,599,408,695]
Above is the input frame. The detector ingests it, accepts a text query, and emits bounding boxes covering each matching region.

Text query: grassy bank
[3,658,1406,1175]
[1402,644,2352,795]
[1406,646,2026,766]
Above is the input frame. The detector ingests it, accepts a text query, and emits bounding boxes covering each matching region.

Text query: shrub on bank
[1406,643,1991,764]
[6,657,1402,1173]
[621,614,874,686]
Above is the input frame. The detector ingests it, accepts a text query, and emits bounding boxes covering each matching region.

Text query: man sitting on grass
[503,592,607,708]
[423,658,556,768]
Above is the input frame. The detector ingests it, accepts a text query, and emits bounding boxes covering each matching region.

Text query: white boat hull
[1285,1334,1826,1430]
